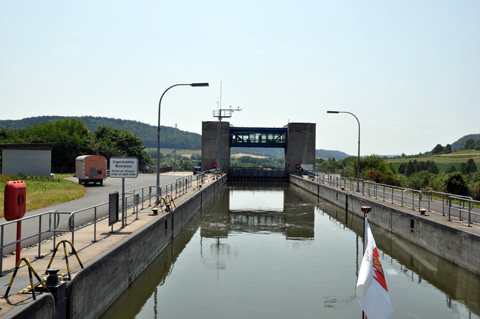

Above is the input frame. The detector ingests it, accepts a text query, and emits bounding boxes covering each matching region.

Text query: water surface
[101,183,479,319]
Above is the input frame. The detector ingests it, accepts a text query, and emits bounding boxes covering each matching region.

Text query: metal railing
[447,195,474,227]
[0,210,71,275]
[309,171,480,226]
[0,173,219,275]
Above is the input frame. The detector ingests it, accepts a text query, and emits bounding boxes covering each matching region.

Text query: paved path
[0,173,190,256]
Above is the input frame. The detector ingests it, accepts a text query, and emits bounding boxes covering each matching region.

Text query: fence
[0,173,217,275]
[309,172,480,227]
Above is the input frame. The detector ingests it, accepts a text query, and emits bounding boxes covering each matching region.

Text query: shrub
[443,172,469,196]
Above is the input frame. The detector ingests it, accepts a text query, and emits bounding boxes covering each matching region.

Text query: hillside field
[148,148,201,158]
[386,150,480,174]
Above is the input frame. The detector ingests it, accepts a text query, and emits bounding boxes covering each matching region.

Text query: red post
[16,221,22,265]
[4,180,27,265]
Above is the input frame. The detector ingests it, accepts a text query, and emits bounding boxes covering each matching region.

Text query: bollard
[45,268,66,319]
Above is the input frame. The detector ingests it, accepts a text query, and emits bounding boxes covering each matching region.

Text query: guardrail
[447,195,474,227]
[0,210,70,276]
[0,173,220,276]
[309,171,480,226]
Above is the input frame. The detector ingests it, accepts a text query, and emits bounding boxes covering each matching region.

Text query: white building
[1,143,55,176]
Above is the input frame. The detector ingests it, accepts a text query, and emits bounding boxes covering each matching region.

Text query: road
[0,172,193,255]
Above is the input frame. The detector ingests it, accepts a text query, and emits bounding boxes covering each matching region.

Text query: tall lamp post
[327,110,361,192]
[156,83,209,207]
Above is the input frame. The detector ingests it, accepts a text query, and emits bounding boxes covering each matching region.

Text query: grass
[386,150,480,174]
[0,174,86,218]
[147,148,201,158]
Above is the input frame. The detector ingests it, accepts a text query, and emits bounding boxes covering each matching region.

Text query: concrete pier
[0,174,227,319]
[289,175,480,276]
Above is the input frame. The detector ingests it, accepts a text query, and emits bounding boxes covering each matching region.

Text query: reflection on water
[101,183,480,319]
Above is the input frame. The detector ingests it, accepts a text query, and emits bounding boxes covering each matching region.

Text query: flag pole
[361,206,371,319]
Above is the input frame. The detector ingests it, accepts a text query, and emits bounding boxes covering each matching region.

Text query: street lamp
[327,110,361,192]
[156,83,209,208]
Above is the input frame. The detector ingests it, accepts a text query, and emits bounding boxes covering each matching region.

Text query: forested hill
[0,116,201,150]
[451,134,480,151]
[1,116,355,159]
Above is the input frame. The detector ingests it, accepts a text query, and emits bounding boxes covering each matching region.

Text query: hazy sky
[1,1,479,156]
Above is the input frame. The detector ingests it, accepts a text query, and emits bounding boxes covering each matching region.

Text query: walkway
[0,172,216,317]
[310,174,480,237]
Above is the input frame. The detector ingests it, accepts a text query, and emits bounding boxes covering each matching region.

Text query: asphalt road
[1,172,192,255]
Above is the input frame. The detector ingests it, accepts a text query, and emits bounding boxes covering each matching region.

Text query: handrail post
[136,194,140,220]
[442,194,446,216]
[401,189,404,207]
[448,198,452,221]
[1,225,4,276]
[93,207,97,243]
[418,191,422,211]
[71,214,75,247]
[427,191,431,212]
[412,191,415,210]
[468,201,472,227]
[37,215,42,258]
[459,199,463,221]
[53,212,58,250]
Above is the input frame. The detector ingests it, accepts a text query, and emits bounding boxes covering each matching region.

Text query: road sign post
[109,157,139,228]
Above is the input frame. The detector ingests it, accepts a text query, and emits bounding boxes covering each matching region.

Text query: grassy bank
[0,174,86,218]
[386,150,480,174]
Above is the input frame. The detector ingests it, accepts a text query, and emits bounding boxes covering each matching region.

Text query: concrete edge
[290,175,480,276]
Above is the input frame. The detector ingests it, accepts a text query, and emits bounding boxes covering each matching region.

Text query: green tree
[475,141,480,150]
[444,144,452,154]
[446,165,457,173]
[463,138,476,150]
[443,172,469,196]
[465,159,477,174]
[472,182,480,200]
[432,144,444,154]
[426,161,439,174]
[358,155,401,186]
[21,118,94,172]
[93,126,153,169]
[405,160,416,177]
[408,171,435,190]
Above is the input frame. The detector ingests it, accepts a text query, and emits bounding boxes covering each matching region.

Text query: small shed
[0,143,56,176]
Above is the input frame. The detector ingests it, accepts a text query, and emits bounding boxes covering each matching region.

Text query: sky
[1,1,479,156]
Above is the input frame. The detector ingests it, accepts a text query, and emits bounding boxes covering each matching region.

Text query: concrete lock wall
[6,294,55,319]
[289,175,480,276]
[285,123,316,174]
[201,121,231,172]
[66,176,227,319]
[201,122,316,175]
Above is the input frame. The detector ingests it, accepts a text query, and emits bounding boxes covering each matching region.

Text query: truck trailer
[75,155,107,185]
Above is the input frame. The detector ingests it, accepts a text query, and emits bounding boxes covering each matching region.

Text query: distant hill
[231,147,349,160]
[316,149,350,160]
[451,133,480,151]
[0,116,201,150]
[0,116,349,158]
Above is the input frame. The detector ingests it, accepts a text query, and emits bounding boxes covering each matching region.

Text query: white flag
[356,220,392,319]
